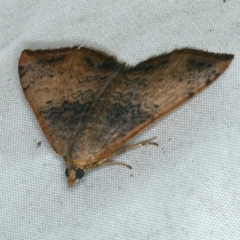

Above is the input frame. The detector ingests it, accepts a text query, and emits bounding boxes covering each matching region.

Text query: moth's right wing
[73,49,234,162]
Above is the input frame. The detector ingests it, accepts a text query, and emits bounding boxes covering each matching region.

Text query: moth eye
[75,168,84,179]
[65,168,69,177]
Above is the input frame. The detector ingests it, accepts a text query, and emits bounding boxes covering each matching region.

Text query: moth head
[65,167,84,186]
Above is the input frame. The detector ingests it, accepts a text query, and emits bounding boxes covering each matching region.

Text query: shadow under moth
[18,46,234,186]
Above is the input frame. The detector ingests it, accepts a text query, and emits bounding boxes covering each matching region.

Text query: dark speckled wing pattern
[69,49,233,163]
[19,47,233,172]
[19,47,121,156]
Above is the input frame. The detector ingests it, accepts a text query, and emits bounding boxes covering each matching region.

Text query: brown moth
[18,46,234,186]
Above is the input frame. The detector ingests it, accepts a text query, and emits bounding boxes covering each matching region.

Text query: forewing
[71,49,233,162]
[19,47,121,156]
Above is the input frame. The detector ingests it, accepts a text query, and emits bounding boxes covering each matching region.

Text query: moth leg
[86,137,158,171]
[106,137,158,160]
[97,161,132,169]
[121,136,158,151]
[86,160,132,170]
[97,137,158,165]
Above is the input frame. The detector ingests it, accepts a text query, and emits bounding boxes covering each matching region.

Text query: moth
[18,46,234,186]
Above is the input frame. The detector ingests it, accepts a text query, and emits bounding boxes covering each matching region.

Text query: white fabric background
[0,1,239,239]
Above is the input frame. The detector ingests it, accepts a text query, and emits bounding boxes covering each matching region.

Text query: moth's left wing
[19,47,121,156]
[71,49,233,162]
